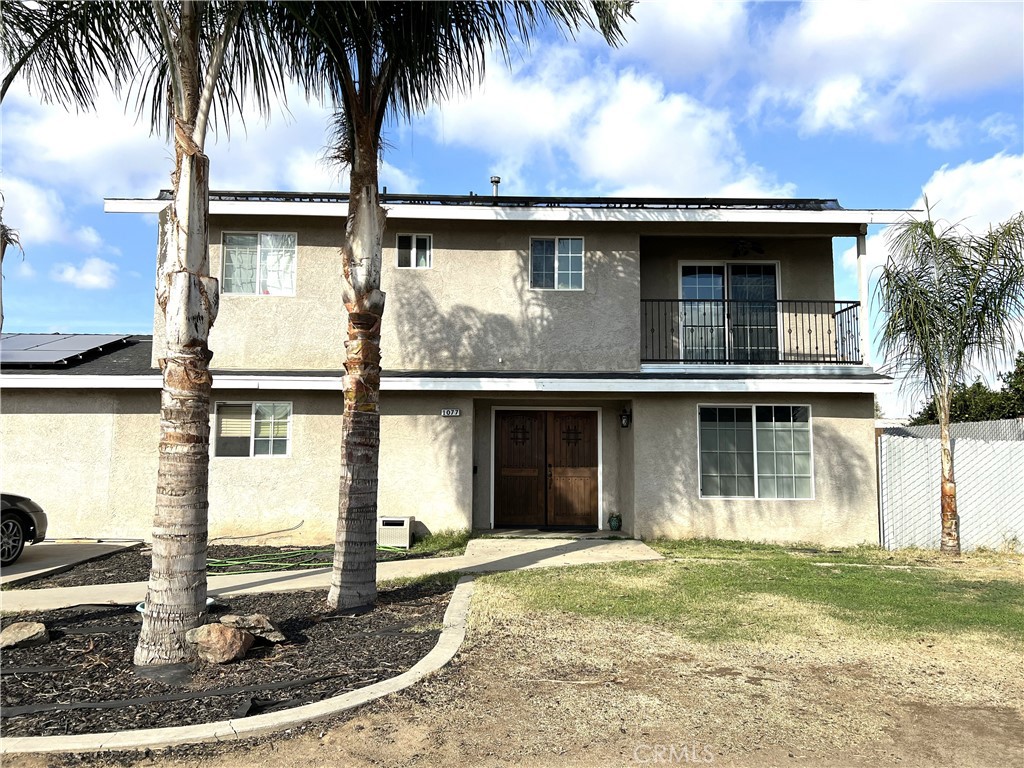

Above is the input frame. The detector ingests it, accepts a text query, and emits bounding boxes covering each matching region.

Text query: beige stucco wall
[155,216,644,373]
[0,388,477,544]
[377,392,475,534]
[206,390,343,544]
[380,220,641,372]
[153,215,349,370]
[639,236,837,301]
[1,390,159,540]
[630,392,878,546]
[2,389,346,545]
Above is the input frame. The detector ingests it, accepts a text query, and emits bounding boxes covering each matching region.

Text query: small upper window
[214,402,292,457]
[531,237,583,290]
[223,232,296,295]
[397,234,432,269]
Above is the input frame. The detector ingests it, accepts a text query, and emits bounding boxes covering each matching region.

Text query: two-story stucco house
[0,192,901,546]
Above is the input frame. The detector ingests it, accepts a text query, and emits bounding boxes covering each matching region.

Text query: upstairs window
[397,234,432,269]
[223,232,296,295]
[531,237,584,290]
[214,402,292,457]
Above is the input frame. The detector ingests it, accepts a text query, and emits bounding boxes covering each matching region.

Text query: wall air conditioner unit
[377,516,414,549]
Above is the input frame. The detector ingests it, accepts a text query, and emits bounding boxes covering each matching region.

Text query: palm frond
[1,0,152,107]
[876,210,1024,401]
[279,0,634,166]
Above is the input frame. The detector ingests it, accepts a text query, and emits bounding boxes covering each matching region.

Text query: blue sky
[1,0,1022,415]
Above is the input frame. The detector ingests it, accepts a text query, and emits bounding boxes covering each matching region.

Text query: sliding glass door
[679,263,779,363]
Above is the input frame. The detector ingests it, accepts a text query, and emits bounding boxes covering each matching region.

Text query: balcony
[641,299,862,365]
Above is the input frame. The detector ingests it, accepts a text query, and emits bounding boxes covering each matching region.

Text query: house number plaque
[440,408,461,417]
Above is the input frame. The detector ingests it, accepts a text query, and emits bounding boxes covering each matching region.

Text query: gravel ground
[0,578,453,738]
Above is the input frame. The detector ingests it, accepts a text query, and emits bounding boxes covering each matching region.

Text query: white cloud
[750,0,1023,140]
[0,175,66,246]
[381,161,421,195]
[52,257,118,290]
[16,261,36,279]
[428,51,790,197]
[73,226,103,251]
[612,0,749,85]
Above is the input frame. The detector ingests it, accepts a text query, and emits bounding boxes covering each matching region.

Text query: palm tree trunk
[938,406,961,555]
[327,119,386,612]
[1,240,6,333]
[134,145,219,665]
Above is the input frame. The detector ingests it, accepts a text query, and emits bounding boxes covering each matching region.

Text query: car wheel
[1,512,26,566]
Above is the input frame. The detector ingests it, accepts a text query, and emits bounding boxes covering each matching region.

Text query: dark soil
[0,576,455,738]
[17,544,415,590]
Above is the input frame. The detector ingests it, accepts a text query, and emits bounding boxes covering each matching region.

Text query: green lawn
[480,539,1024,645]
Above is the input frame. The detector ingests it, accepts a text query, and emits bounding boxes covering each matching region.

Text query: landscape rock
[220,612,286,643]
[185,623,254,663]
[0,621,49,649]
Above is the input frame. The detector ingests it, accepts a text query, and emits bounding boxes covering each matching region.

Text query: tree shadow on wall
[388,245,637,373]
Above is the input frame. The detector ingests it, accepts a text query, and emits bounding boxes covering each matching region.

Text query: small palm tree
[3,0,288,665]
[877,206,1024,554]
[280,0,633,610]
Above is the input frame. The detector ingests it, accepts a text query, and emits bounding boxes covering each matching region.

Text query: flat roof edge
[105,197,910,225]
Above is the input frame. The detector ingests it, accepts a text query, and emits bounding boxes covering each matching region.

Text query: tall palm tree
[0,192,25,333]
[2,0,287,665]
[280,1,633,610]
[877,207,1024,554]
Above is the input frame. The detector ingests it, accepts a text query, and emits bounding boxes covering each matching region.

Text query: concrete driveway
[0,541,140,587]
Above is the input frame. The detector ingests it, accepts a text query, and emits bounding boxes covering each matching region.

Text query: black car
[1,493,48,566]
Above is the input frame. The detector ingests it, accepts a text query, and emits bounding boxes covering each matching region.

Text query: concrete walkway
[1,537,662,614]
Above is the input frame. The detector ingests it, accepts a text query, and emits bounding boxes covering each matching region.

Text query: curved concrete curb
[1,576,474,755]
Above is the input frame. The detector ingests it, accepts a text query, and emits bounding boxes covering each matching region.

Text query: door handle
[547,463,553,488]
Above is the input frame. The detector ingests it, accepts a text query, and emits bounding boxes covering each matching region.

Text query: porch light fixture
[619,408,632,428]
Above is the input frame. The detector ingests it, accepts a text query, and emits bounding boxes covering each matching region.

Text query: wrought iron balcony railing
[641,299,862,364]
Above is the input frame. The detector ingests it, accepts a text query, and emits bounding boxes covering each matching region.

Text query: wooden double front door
[494,410,599,528]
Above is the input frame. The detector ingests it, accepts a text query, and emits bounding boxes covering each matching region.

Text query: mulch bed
[0,578,454,738]
[17,544,415,590]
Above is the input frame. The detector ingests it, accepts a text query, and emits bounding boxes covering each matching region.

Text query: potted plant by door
[608,512,622,531]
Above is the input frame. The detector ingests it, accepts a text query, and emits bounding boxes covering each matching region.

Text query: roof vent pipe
[490,176,501,196]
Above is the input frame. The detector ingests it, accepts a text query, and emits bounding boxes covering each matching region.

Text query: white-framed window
[530,237,584,290]
[698,404,812,499]
[214,402,292,457]
[396,233,432,269]
[222,232,297,295]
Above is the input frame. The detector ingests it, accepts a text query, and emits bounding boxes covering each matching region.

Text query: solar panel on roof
[0,334,73,351]
[0,334,131,366]
[0,350,75,364]
[43,334,132,351]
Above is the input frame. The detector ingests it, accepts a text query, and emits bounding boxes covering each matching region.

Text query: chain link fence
[879,418,1024,551]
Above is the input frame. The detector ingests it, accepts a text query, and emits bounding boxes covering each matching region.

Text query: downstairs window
[214,402,292,457]
[698,405,812,499]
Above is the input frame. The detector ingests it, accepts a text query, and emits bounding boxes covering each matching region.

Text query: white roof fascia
[104,198,908,226]
[1,373,891,395]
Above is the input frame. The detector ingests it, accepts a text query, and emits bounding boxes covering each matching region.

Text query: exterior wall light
[619,408,632,428]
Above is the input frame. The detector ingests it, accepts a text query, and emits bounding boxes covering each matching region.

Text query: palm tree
[2,0,287,665]
[0,192,25,333]
[877,206,1024,554]
[280,1,633,610]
